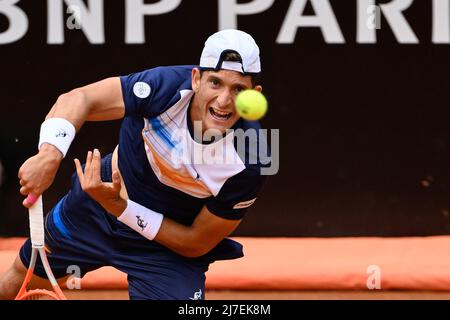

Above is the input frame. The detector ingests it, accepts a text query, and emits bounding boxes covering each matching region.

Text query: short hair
[199,51,261,87]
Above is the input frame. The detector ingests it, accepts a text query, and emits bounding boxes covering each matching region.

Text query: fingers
[20,186,30,196]
[74,158,84,186]
[23,198,32,208]
[83,149,101,182]
[112,170,121,192]
[18,172,41,207]
[90,149,101,182]
[76,149,103,193]
[112,170,120,183]
[84,150,93,174]
[19,181,39,206]
[19,179,27,195]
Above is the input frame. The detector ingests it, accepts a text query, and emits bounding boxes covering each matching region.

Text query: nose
[216,89,233,108]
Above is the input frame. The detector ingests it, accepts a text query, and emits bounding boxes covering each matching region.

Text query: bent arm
[107,200,241,258]
[46,77,125,130]
[154,206,242,258]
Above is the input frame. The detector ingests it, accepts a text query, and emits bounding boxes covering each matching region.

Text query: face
[190,68,262,135]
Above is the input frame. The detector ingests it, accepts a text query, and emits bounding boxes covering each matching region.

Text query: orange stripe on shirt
[143,138,211,198]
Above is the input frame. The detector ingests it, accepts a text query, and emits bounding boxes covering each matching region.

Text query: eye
[235,86,245,94]
[210,78,220,87]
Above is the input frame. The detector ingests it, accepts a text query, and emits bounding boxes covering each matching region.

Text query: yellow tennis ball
[235,90,268,121]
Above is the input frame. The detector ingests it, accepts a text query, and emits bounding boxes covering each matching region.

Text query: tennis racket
[15,195,67,300]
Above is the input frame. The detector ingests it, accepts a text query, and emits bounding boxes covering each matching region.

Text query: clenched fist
[18,143,63,208]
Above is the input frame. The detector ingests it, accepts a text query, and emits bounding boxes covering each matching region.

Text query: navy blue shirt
[119,65,268,224]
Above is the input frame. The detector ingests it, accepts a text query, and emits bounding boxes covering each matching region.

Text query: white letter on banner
[48,0,104,44]
[358,0,417,43]
[218,0,274,30]
[379,0,417,43]
[277,0,345,44]
[0,0,28,44]
[126,0,181,44]
[358,0,376,43]
[433,0,450,43]
[48,0,64,44]
[380,0,419,43]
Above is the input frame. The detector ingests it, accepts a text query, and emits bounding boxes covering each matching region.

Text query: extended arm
[18,77,125,207]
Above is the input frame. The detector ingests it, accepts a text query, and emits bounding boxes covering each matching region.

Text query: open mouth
[209,107,232,121]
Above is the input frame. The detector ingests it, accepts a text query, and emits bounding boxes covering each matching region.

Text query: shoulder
[120,65,196,117]
[122,65,194,90]
[146,65,195,80]
[142,65,194,102]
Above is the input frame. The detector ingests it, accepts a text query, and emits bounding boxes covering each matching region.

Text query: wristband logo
[56,130,68,138]
[136,215,148,231]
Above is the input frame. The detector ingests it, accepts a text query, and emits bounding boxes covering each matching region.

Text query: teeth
[212,107,230,116]
[210,107,232,120]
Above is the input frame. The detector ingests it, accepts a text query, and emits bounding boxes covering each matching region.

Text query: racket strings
[17,289,60,300]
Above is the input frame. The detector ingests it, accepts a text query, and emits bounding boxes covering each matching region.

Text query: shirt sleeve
[119,66,184,118]
[206,168,267,220]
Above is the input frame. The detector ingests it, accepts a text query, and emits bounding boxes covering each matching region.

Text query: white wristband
[38,118,76,158]
[118,200,164,240]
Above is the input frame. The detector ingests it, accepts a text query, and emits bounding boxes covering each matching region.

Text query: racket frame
[15,196,67,300]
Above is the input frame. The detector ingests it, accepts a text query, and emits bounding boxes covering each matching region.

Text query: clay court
[2,236,450,300]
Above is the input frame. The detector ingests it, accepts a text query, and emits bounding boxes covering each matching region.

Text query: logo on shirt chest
[133,82,151,98]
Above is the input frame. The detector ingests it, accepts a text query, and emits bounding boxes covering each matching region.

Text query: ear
[192,68,201,92]
[254,85,263,92]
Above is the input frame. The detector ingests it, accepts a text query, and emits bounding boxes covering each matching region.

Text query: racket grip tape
[29,195,45,248]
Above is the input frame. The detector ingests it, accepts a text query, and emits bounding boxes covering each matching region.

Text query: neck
[189,93,201,128]
[188,94,206,143]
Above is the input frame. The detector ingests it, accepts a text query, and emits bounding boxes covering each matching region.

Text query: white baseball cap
[199,29,261,75]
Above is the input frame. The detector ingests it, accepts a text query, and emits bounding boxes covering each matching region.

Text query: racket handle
[29,195,45,248]
[26,193,39,206]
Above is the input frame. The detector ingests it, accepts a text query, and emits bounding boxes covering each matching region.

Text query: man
[0,29,269,300]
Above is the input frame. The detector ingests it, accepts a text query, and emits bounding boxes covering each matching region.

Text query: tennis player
[0,29,269,300]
